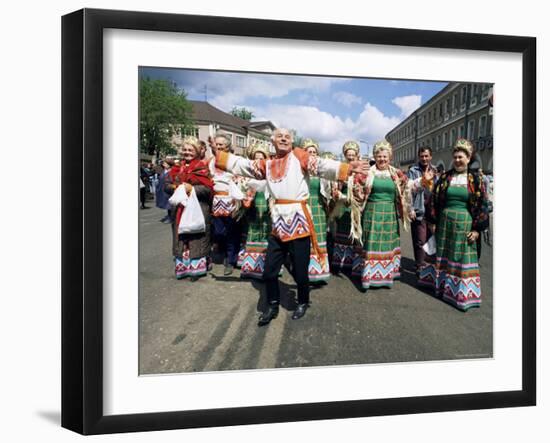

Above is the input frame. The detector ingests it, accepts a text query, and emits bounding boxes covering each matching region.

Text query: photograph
[137,67,495,375]
[57,5,538,436]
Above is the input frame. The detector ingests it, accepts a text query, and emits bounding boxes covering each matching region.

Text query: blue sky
[140,67,447,154]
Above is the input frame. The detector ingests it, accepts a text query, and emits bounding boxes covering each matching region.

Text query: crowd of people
[143,128,491,326]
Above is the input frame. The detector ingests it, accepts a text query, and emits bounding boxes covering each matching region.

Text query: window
[451,128,456,145]
[468,120,475,139]
[443,132,448,149]
[479,115,487,137]
[452,94,457,110]
[460,87,467,111]
[471,84,478,103]
[459,125,465,138]
[437,135,441,150]
[236,135,246,148]
[181,127,199,137]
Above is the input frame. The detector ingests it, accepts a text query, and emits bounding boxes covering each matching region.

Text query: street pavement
[139,204,493,375]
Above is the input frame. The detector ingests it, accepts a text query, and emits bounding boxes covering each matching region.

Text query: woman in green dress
[418,139,490,310]
[357,140,412,290]
[239,143,271,279]
[303,139,331,283]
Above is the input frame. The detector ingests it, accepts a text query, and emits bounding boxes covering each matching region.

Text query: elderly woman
[165,136,213,281]
[330,141,364,274]
[419,139,490,311]
[239,143,272,279]
[208,132,244,276]
[357,140,412,290]
[303,139,331,283]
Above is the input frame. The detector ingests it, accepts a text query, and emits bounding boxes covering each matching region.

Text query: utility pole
[359,140,370,159]
[464,83,471,138]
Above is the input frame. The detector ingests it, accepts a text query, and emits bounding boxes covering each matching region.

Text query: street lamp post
[359,140,370,159]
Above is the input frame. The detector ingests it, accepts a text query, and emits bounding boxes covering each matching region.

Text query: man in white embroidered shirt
[212,128,370,326]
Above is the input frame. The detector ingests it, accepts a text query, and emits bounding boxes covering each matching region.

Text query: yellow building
[172,101,276,156]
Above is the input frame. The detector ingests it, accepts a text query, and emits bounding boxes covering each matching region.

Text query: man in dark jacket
[407,147,437,276]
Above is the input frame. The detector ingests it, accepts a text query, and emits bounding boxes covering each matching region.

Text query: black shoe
[224,265,234,276]
[292,303,308,320]
[258,305,279,327]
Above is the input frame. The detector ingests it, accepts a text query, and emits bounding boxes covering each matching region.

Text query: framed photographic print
[61,8,536,435]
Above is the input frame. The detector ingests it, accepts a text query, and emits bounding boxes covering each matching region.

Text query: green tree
[139,77,196,158]
[230,107,255,121]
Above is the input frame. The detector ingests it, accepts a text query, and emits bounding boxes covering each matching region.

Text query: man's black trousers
[262,235,311,306]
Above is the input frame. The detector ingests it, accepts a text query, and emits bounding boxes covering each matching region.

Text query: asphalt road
[139,204,493,375]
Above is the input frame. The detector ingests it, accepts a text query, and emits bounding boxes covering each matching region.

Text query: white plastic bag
[168,184,189,206]
[422,235,437,256]
[178,187,206,234]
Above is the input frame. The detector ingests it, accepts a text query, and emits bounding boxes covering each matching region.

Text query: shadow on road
[398,256,434,295]
[249,280,300,313]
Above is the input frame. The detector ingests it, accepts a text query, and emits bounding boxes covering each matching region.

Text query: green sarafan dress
[418,181,482,310]
[360,175,401,289]
[239,186,271,279]
[308,177,330,282]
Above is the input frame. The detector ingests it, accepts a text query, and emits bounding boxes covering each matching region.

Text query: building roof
[189,101,276,135]
[248,121,276,130]
[189,100,251,131]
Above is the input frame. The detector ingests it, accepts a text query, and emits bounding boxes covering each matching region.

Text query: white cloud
[355,103,401,145]
[332,91,362,107]
[250,102,401,155]
[392,94,422,118]
[180,71,348,112]
[173,70,412,154]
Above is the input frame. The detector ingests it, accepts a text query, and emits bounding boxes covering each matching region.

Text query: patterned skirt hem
[174,255,208,279]
[418,264,482,311]
[442,293,482,311]
[309,252,330,282]
[360,251,401,290]
[240,252,266,278]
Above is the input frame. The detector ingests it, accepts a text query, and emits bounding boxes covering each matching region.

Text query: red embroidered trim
[268,154,290,182]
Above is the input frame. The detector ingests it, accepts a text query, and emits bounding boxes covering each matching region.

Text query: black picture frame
[61,8,536,435]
